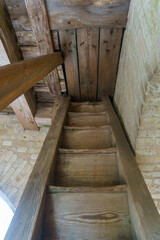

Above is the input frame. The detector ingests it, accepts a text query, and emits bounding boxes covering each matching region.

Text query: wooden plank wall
[5,0,128,101]
[58,28,123,100]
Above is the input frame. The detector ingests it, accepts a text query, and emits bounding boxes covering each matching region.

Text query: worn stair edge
[71,101,103,106]
[58,147,117,154]
[63,125,110,130]
[67,111,106,116]
[47,185,127,194]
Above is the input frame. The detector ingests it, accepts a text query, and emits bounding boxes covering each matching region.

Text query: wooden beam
[5,96,70,240]
[45,0,130,30]
[0,0,38,130]
[0,53,63,111]
[103,96,160,240]
[25,0,61,96]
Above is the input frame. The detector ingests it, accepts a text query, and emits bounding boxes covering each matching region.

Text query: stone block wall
[0,114,49,209]
[136,71,160,213]
[114,0,160,213]
[114,0,160,149]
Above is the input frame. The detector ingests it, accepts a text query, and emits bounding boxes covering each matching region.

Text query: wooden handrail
[5,96,70,240]
[0,52,63,111]
[103,96,160,240]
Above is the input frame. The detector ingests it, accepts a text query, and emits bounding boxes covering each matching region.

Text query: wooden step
[42,187,133,240]
[55,149,119,187]
[61,127,115,149]
[67,112,109,126]
[48,185,127,194]
[69,102,106,113]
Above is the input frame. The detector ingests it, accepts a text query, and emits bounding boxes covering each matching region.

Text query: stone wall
[114,0,160,149]
[0,114,48,209]
[114,0,160,213]
[136,70,160,213]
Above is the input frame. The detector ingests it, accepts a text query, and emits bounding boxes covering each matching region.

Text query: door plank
[59,30,80,100]
[77,28,99,100]
[98,29,122,98]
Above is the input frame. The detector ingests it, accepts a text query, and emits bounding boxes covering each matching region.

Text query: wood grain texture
[103,96,160,240]
[67,112,108,126]
[5,96,70,240]
[58,147,117,154]
[25,0,61,96]
[42,191,132,240]
[59,30,80,100]
[55,152,119,187]
[0,53,63,111]
[48,185,127,194]
[61,128,114,149]
[77,28,99,100]
[98,28,122,98]
[35,102,53,126]
[16,31,37,45]
[69,102,105,112]
[0,0,39,129]
[45,0,130,30]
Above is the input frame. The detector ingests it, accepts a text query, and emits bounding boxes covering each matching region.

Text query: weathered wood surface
[59,30,80,100]
[5,0,130,31]
[48,185,127,194]
[61,128,114,149]
[77,28,99,100]
[55,152,119,187]
[0,53,63,111]
[35,103,53,126]
[98,29,122,97]
[45,0,130,30]
[58,147,117,154]
[25,0,61,96]
[0,0,38,129]
[69,102,105,112]
[5,96,70,240]
[67,112,108,126]
[42,191,132,239]
[103,96,160,240]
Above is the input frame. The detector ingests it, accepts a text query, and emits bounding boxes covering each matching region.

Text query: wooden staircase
[43,102,132,239]
[5,97,160,240]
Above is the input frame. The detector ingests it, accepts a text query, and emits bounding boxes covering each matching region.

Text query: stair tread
[69,102,106,113]
[55,149,119,187]
[47,185,127,194]
[42,188,132,240]
[68,111,106,116]
[61,128,114,149]
[64,125,110,130]
[58,147,117,154]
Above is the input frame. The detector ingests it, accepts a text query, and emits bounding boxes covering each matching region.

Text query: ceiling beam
[0,53,63,112]
[45,0,130,30]
[0,0,39,130]
[25,0,61,96]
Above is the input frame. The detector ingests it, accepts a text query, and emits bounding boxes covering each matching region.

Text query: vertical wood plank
[59,30,80,100]
[98,28,122,98]
[25,0,61,96]
[77,28,99,100]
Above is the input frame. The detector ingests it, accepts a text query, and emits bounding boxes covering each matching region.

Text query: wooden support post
[25,0,61,96]
[4,96,70,240]
[0,53,63,112]
[0,0,38,129]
